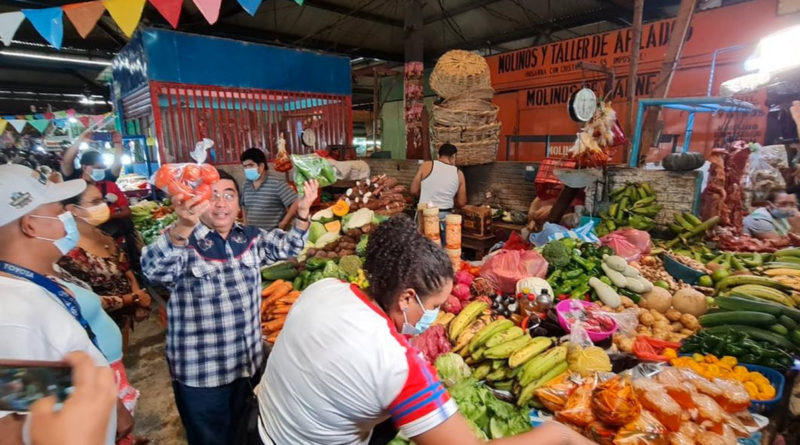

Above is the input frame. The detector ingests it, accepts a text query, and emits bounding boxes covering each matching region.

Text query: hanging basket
[431,122,502,144]
[430,139,499,167]
[430,50,492,99]
[433,101,498,127]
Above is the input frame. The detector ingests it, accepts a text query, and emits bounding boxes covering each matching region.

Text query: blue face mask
[90,168,105,182]
[770,208,793,219]
[30,211,80,255]
[244,167,260,181]
[401,293,440,335]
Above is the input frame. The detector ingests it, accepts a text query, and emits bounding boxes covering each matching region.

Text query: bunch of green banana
[664,214,720,248]
[596,182,660,236]
[716,274,800,307]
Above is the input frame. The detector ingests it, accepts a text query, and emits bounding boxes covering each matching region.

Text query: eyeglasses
[210,191,237,202]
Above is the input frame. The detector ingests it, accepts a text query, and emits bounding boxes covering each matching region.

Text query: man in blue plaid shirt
[141,170,318,445]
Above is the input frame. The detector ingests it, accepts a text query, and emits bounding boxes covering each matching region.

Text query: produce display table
[461,232,497,260]
[493,222,525,242]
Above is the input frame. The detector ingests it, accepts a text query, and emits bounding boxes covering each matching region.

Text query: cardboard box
[459,205,493,237]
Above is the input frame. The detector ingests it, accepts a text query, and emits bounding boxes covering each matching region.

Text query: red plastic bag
[479,249,548,294]
[502,231,530,251]
[600,228,651,262]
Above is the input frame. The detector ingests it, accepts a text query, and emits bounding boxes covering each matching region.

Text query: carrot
[277,295,299,305]
[260,299,270,317]
[262,318,285,332]
[261,280,285,298]
[266,333,279,344]
[263,282,292,306]
[270,307,291,316]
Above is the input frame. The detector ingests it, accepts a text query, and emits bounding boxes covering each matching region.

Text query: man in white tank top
[410,143,467,211]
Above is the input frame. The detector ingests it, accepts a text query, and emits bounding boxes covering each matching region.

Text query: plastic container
[660,253,705,285]
[555,299,618,343]
[445,214,462,249]
[422,207,441,245]
[446,248,462,271]
[743,363,785,414]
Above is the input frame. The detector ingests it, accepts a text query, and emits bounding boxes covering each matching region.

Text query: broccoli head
[541,240,572,267]
[339,255,363,278]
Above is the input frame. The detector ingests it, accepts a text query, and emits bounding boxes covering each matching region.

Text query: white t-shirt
[0,276,116,445]
[257,279,457,444]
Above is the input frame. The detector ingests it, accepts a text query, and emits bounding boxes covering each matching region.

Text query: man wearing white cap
[0,164,117,445]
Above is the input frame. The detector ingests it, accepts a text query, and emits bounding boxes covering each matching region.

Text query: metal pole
[627,0,644,135]
[372,68,379,154]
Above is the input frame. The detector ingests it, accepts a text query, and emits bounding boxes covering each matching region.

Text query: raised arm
[257,180,317,265]
[141,195,206,284]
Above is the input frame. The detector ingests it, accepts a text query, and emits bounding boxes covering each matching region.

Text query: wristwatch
[297,214,309,222]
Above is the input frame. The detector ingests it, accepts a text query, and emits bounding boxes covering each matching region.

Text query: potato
[680,313,700,330]
[640,312,656,326]
[670,321,684,332]
[665,308,682,322]
[654,320,671,331]
[620,296,635,308]
[652,328,669,340]
[681,328,696,336]
[666,333,685,343]
[650,309,668,323]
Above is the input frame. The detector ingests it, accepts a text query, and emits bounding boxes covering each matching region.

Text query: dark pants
[172,378,254,445]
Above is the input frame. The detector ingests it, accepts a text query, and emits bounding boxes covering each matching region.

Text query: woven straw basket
[433,102,499,127]
[431,138,499,166]
[431,122,502,144]
[430,50,492,100]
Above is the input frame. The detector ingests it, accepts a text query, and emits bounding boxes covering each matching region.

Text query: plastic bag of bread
[695,425,737,445]
[684,370,723,400]
[632,379,683,432]
[667,432,694,445]
[556,379,597,428]
[654,368,695,409]
[535,372,579,412]
[711,378,751,413]
[690,393,726,425]
[613,411,668,445]
[586,421,617,445]
[592,376,641,427]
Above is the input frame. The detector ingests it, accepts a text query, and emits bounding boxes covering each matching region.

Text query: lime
[653,280,670,290]
[711,268,731,283]
[697,275,714,287]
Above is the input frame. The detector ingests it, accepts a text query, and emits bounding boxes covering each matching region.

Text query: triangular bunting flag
[22,8,64,49]
[78,117,91,128]
[148,0,182,28]
[8,119,28,132]
[25,115,35,121]
[63,1,106,39]
[294,0,303,4]
[44,112,55,119]
[192,0,222,24]
[55,110,67,118]
[237,0,262,15]
[30,119,51,133]
[91,115,105,125]
[0,119,7,134]
[0,11,24,46]
[66,109,77,117]
[103,0,146,38]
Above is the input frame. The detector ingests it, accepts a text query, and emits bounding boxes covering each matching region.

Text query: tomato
[166,180,192,198]
[153,165,178,189]
[194,183,212,202]
[199,164,220,184]
[181,164,201,183]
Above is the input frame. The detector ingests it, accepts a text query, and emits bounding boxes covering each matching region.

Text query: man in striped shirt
[240,148,298,230]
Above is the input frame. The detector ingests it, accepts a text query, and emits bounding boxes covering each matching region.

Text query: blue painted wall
[129,28,351,95]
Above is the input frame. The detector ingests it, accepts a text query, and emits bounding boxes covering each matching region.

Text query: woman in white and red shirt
[256,215,594,445]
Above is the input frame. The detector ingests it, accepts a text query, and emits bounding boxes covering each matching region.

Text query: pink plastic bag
[479,249,547,294]
[600,229,651,262]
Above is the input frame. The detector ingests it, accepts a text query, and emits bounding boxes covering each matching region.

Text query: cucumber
[779,315,798,330]
[790,330,800,347]
[715,296,783,316]
[769,324,789,336]
[706,325,798,351]
[261,263,299,281]
[699,311,776,328]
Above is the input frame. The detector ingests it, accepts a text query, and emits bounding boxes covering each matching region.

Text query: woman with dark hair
[255,215,593,445]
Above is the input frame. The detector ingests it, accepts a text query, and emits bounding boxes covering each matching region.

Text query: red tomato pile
[153,163,220,202]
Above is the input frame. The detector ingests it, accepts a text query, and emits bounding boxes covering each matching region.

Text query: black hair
[61,180,92,207]
[240,148,267,167]
[79,150,102,166]
[364,214,454,311]
[438,143,458,158]
[217,169,240,197]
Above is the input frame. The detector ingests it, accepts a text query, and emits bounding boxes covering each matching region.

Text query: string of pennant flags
[0,110,113,135]
[0,0,304,49]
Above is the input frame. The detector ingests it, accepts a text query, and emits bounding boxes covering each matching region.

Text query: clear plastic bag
[608,308,640,337]
[745,150,785,203]
[152,162,219,202]
[291,154,337,195]
[632,379,682,432]
[592,375,641,427]
[613,411,668,445]
[556,378,597,428]
[535,372,579,412]
[600,229,651,262]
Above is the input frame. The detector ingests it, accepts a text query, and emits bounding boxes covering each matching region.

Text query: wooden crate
[459,205,493,237]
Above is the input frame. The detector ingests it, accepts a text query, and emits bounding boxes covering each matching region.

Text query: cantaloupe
[325,220,342,233]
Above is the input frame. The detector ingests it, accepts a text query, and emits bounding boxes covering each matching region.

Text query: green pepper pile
[544,240,613,300]
[680,328,795,371]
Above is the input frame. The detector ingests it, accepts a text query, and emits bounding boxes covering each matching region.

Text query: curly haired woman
[255,215,593,445]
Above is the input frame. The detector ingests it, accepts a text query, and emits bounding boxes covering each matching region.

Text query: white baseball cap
[0,164,87,226]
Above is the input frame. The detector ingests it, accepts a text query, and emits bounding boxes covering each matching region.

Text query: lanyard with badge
[0,260,100,350]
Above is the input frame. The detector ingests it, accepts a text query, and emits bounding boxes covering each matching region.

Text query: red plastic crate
[535,158,576,198]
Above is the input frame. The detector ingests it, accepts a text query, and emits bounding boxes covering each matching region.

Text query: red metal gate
[149,81,353,164]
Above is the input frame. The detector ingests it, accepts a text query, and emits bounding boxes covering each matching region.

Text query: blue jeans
[172,378,253,445]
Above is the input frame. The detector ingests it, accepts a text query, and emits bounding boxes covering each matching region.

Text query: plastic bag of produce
[535,372,579,412]
[632,379,681,431]
[556,378,597,428]
[410,324,451,364]
[592,375,641,427]
[291,154,337,195]
[586,421,617,445]
[653,368,695,409]
[600,228,650,262]
[529,222,599,247]
[152,162,220,202]
[744,149,785,203]
[479,249,547,294]
[711,378,751,413]
[613,411,668,445]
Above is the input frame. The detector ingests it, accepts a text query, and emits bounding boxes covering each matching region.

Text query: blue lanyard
[0,261,100,350]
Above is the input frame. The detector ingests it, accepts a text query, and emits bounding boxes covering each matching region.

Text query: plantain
[509,337,553,368]
[517,361,569,407]
[484,326,524,349]
[484,334,534,359]
[469,319,514,352]
[454,318,488,355]
[472,363,492,381]
[518,345,568,387]
[715,275,792,293]
[433,312,455,327]
[448,301,488,341]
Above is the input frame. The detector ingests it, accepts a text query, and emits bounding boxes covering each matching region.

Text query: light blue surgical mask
[90,168,106,182]
[401,293,440,336]
[30,211,80,255]
[244,167,260,181]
